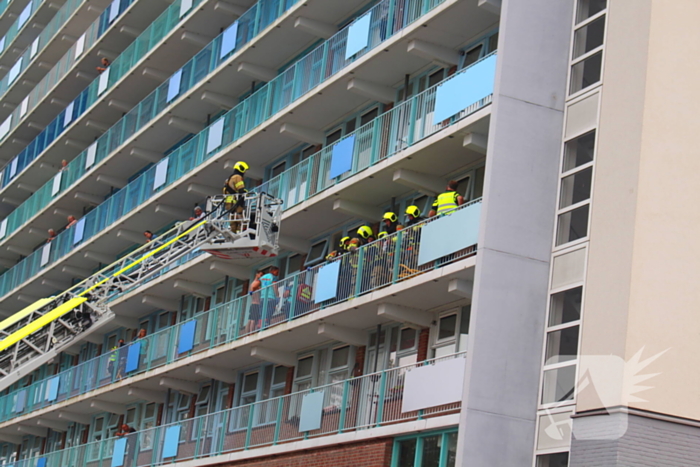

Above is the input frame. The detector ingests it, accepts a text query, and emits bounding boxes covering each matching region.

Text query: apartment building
[0,0,691,465]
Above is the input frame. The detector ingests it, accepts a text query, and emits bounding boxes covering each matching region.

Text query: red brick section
[354,345,366,377]
[284,365,295,395]
[218,437,394,467]
[417,327,430,362]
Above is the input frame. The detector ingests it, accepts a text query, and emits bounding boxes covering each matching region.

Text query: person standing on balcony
[326,236,350,261]
[246,270,263,333]
[143,230,156,243]
[189,205,204,221]
[46,229,56,243]
[378,212,402,237]
[429,180,464,217]
[260,266,279,327]
[116,423,137,466]
[96,57,110,73]
[65,215,78,229]
[223,161,249,232]
[404,205,425,227]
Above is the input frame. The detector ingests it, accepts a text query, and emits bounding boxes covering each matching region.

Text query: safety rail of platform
[10,352,466,467]
[0,199,479,425]
[0,192,281,390]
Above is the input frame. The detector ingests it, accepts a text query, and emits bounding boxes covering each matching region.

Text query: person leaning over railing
[245,270,263,334]
[429,180,464,217]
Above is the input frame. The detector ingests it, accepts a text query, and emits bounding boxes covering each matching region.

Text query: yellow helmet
[377,232,388,239]
[233,161,249,173]
[357,226,373,239]
[405,205,421,218]
[340,236,350,249]
[382,212,398,223]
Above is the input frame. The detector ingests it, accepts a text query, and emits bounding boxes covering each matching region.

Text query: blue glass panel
[345,13,371,59]
[433,54,497,123]
[73,218,85,245]
[220,21,239,59]
[46,376,60,402]
[417,202,482,265]
[329,135,355,179]
[125,342,141,373]
[299,391,324,431]
[177,320,196,354]
[111,438,127,467]
[166,69,183,103]
[313,261,340,304]
[162,425,181,458]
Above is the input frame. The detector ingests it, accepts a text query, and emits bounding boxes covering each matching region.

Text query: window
[463,45,483,68]
[576,0,606,23]
[284,254,304,276]
[536,452,569,467]
[433,307,470,358]
[270,161,286,179]
[392,430,457,467]
[140,402,157,450]
[556,131,595,247]
[326,129,342,146]
[572,15,605,59]
[570,51,602,95]
[360,108,379,126]
[176,393,192,422]
[542,284,582,407]
[563,131,595,172]
[428,69,445,88]
[559,167,592,209]
[304,239,328,267]
[549,287,582,327]
[294,356,314,392]
[555,204,590,245]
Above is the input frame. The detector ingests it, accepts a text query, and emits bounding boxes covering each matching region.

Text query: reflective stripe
[435,191,458,215]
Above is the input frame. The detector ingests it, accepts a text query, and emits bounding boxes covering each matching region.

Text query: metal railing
[0,47,493,305]
[8,352,465,467]
[0,0,47,59]
[0,0,446,248]
[0,0,214,185]
[0,0,83,96]
[0,0,139,143]
[0,200,479,425]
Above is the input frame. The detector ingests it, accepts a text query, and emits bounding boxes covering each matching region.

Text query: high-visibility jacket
[432,191,459,215]
[223,174,246,203]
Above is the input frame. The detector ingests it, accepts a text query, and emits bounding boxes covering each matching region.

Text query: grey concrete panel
[570,412,700,467]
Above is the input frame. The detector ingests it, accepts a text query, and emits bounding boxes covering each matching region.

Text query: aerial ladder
[0,192,282,391]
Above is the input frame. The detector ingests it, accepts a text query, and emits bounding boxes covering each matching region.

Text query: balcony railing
[0,200,480,425]
[0,48,493,307]
[0,0,216,186]
[0,0,12,25]
[7,352,464,467]
[0,0,139,143]
[0,0,445,245]
[0,0,85,97]
[0,0,47,59]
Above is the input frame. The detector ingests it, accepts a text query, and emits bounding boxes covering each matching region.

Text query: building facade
[0,0,690,466]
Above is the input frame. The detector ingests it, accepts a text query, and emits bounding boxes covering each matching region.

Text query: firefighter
[429,180,464,217]
[223,161,249,232]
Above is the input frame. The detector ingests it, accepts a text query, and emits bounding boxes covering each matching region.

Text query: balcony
[0,0,109,114]
[0,0,68,74]
[0,0,371,225]
[6,353,464,466]
[0,200,479,427]
[0,0,28,39]
[0,0,175,165]
[0,2,496,311]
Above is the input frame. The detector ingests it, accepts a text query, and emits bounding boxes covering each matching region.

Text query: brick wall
[417,328,430,361]
[219,437,393,467]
